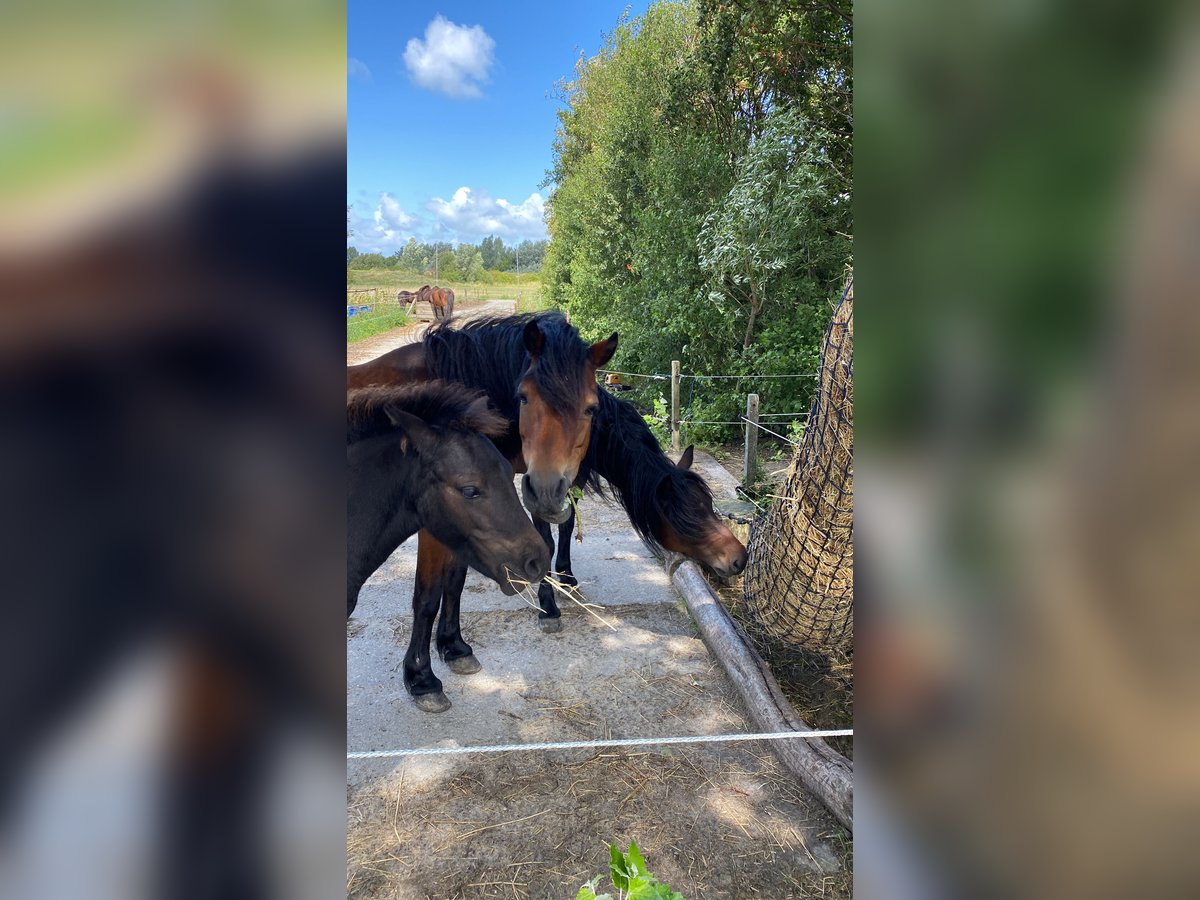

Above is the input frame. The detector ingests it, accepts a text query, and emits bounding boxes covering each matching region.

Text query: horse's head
[652,446,748,579]
[517,318,618,524]
[385,400,550,594]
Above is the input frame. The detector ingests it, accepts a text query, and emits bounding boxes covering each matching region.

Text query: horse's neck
[594,433,666,490]
[590,395,671,509]
[348,447,422,586]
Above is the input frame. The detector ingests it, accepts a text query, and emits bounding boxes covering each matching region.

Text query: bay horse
[517,392,750,629]
[349,313,616,710]
[419,284,455,321]
[348,381,550,711]
[395,285,452,320]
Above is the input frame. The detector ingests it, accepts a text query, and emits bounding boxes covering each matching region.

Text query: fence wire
[348,728,854,760]
[743,278,854,653]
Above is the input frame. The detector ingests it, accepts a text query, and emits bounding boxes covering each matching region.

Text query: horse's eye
[585,404,599,417]
[517,393,528,406]
[461,486,481,499]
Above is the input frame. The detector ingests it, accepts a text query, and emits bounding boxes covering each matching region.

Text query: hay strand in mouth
[503,568,618,631]
[568,487,585,543]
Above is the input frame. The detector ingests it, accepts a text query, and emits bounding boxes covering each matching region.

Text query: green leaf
[609,843,631,891]
[626,840,647,878]
[628,884,683,900]
[576,875,610,900]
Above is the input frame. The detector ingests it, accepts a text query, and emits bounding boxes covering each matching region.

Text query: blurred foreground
[0,3,345,898]
[857,2,1200,897]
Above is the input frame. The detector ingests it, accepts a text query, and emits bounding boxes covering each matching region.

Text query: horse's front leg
[554,507,578,588]
[533,515,562,633]
[404,530,451,712]
[436,557,482,675]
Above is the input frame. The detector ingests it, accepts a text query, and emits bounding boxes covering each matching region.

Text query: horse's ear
[385,406,436,453]
[523,319,545,356]
[676,444,694,470]
[462,395,505,437]
[589,332,619,368]
[463,395,491,421]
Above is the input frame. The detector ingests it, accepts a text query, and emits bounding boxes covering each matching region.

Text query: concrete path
[346,449,847,898]
[347,299,517,366]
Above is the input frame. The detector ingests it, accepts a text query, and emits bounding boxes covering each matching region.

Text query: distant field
[346,268,548,313]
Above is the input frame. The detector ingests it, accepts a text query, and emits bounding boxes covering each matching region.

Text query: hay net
[744,277,853,652]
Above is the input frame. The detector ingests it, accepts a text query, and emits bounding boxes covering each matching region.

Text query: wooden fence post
[670,360,681,454]
[743,393,760,490]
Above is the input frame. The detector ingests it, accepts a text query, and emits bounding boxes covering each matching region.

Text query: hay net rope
[744,276,853,652]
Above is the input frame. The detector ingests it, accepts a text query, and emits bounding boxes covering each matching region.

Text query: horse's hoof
[538,617,563,634]
[555,572,578,588]
[446,655,482,675]
[413,692,452,713]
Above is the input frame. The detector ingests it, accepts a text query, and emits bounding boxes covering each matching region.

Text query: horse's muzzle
[521,473,572,524]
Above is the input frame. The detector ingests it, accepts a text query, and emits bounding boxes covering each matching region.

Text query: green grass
[346,267,549,313]
[346,306,410,343]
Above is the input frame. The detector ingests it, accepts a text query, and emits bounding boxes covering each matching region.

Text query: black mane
[347,381,504,444]
[423,312,593,422]
[583,389,716,552]
[418,313,715,551]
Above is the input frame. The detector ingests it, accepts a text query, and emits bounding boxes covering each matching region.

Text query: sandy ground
[347,300,517,366]
[346,444,849,898]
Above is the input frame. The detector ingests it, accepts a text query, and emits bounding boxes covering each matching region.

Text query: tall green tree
[398,237,425,271]
[480,235,514,270]
[456,244,485,281]
[697,106,849,349]
[544,0,852,433]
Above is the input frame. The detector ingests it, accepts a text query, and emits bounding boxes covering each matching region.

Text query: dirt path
[347,299,517,366]
[347,452,849,899]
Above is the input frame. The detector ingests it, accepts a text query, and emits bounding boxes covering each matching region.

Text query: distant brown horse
[420,284,455,321]
[396,284,454,321]
[396,285,429,307]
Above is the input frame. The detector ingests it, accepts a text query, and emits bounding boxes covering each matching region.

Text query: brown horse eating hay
[395,285,454,321]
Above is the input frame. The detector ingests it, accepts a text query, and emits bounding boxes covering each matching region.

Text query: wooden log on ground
[670,559,853,830]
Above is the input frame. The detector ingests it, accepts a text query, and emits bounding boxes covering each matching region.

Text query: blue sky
[348,1,654,254]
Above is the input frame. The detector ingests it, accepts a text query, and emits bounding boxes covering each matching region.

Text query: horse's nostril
[555,477,569,499]
[525,554,547,581]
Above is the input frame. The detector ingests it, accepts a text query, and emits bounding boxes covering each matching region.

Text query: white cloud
[403,16,495,99]
[424,187,546,244]
[349,187,547,254]
[374,193,413,231]
[348,57,370,80]
[427,186,547,244]
[348,193,413,254]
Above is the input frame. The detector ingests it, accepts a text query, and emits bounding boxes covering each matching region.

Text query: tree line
[347,236,549,281]
[544,0,852,437]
